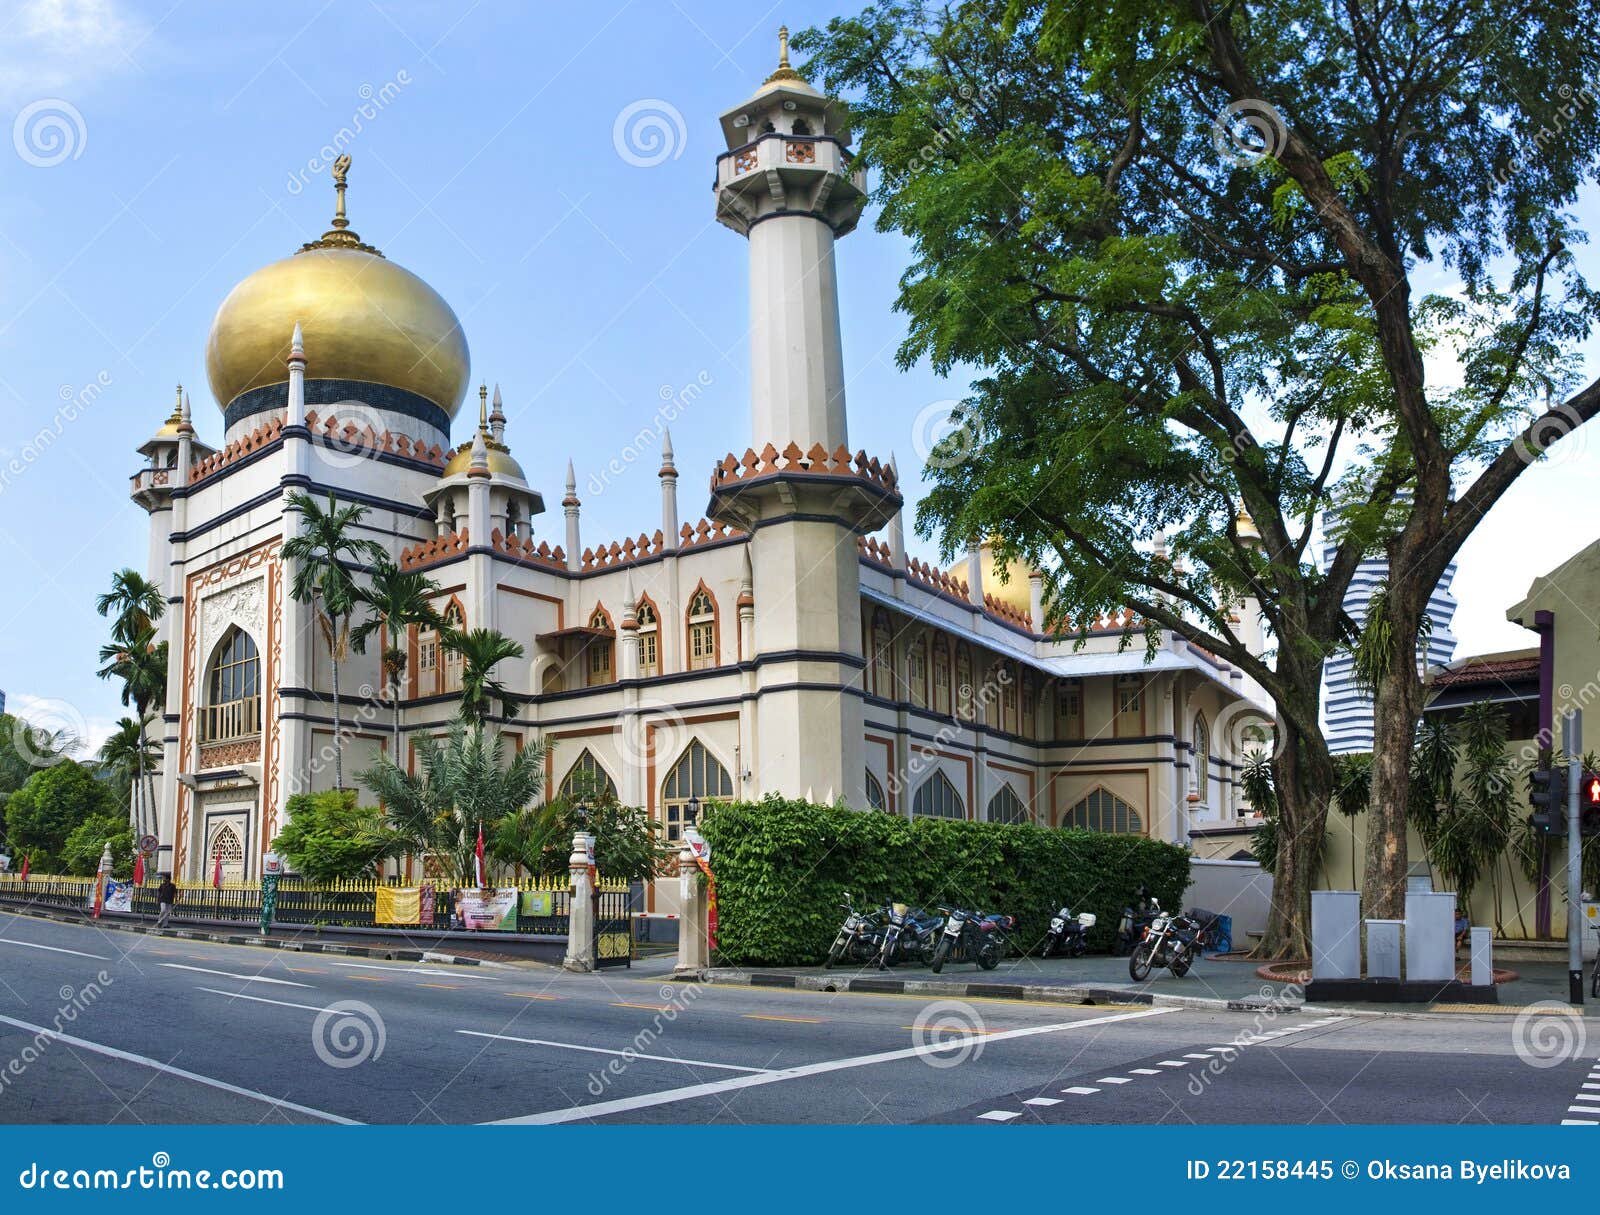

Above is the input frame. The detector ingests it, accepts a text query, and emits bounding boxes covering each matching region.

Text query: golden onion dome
[204,159,470,420]
[441,436,526,481]
[947,537,1035,615]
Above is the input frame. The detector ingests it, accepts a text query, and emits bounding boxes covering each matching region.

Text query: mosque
[128,35,1274,899]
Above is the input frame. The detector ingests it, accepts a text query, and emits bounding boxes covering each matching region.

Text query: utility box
[1366,919,1402,980]
[1312,891,1361,980]
[1470,927,1493,987]
[1405,891,1456,982]
[1584,902,1600,962]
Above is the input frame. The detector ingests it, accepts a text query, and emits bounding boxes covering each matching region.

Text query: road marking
[1561,1118,1598,1125]
[195,988,340,1014]
[0,938,109,960]
[492,1006,1176,1125]
[1130,1068,1162,1075]
[977,1110,1022,1121]
[418,983,461,990]
[1096,1077,1131,1084]
[900,1025,1003,1034]
[1205,1046,1233,1053]
[503,992,561,1001]
[159,964,310,987]
[744,1014,824,1023]
[456,1030,769,1074]
[1062,1086,1100,1095]
[1158,1060,1189,1067]
[0,1011,356,1124]
[1183,1053,1212,1059]
[329,961,499,978]
[285,968,328,974]
[1571,1106,1600,1115]
[1583,1082,1600,1090]
[612,1002,673,1012]
[346,975,387,982]
[1024,1097,1061,1106]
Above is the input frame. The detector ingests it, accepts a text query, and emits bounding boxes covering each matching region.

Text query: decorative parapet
[400,528,469,570]
[858,535,895,568]
[186,411,448,485]
[984,592,1031,630]
[678,518,744,549]
[710,442,899,495]
[582,530,666,572]
[490,528,566,569]
[906,556,969,601]
[189,415,284,482]
[198,737,261,769]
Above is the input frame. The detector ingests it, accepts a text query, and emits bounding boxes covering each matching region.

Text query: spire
[563,458,582,572]
[178,390,193,434]
[658,427,676,477]
[467,428,490,478]
[887,452,906,569]
[489,382,506,445]
[166,384,183,425]
[477,382,489,431]
[659,428,680,550]
[563,459,578,506]
[299,155,382,256]
[765,24,803,85]
[289,321,305,363]
[621,570,639,630]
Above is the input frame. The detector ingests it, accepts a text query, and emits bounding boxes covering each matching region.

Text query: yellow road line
[612,1002,673,1012]
[503,992,560,1001]
[347,975,387,982]
[899,1024,1005,1034]
[418,983,461,990]
[744,1013,825,1024]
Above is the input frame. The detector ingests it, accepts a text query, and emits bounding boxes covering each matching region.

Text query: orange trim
[865,734,897,813]
[684,579,721,671]
[634,591,662,675]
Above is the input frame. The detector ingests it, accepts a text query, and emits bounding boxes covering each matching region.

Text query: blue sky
[0,0,1595,749]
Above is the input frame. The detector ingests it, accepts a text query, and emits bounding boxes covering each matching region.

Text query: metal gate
[593,886,632,969]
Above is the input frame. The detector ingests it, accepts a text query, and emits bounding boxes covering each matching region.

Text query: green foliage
[61,813,136,879]
[699,797,1190,966]
[4,760,117,871]
[1332,753,1372,816]
[0,714,78,804]
[441,627,527,724]
[271,790,404,883]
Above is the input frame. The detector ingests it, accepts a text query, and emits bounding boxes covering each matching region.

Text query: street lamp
[688,795,701,831]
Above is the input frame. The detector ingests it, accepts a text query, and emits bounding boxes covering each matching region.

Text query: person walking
[154,874,178,929]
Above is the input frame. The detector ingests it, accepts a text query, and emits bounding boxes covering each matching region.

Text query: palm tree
[98,717,158,834]
[359,721,547,887]
[1331,752,1372,890]
[96,568,164,639]
[442,627,526,726]
[281,491,386,790]
[96,624,168,839]
[350,559,444,757]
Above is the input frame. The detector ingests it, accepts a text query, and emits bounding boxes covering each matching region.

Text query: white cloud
[0,0,151,103]
[5,689,118,760]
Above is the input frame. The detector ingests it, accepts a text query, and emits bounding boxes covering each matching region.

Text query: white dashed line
[1023,1097,1061,1106]
[1561,1119,1597,1125]
[1158,1060,1189,1067]
[1096,1077,1131,1084]
[978,1110,1022,1122]
[1131,1068,1162,1075]
[1183,1053,1212,1059]
[1062,1086,1101,1095]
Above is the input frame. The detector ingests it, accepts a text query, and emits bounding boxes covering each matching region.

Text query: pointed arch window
[661,740,733,842]
[870,609,895,699]
[559,748,618,802]
[203,627,260,741]
[636,600,659,677]
[1192,712,1211,807]
[208,821,246,883]
[687,587,719,671]
[912,771,965,820]
[907,634,929,709]
[932,636,951,716]
[955,645,973,720]
[441,601,464,693]
[587,605,614,687]
[988,783,1029,825]
[864,769,887,812]
[1061,787,1143,834]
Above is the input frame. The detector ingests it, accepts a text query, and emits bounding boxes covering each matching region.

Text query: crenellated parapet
[906,556,969,601]
[186,410,448,486]
[400,528,468,570]
[489,528,565,568]
[707,442,901,535]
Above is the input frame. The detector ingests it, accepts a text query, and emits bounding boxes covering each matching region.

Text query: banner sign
[695,857,717,952]
[518,890,554,917]
[260,872,279,934]
[101,879,134,914]
[454,887,518,931]
[420,883,436,927]
[376,886,423,925]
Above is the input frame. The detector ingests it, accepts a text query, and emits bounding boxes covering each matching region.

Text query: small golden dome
[442,438,526,481]
[947,537,1035,616]
[204,161,470,419]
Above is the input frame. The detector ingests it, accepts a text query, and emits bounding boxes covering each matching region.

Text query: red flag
[133,853,145,885]
[19,855,29,881]
[212,850,223,889]
[474,822,486,889]
[93,872,106,919]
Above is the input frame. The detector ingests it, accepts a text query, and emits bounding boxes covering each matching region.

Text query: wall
[1186,857,1273,943]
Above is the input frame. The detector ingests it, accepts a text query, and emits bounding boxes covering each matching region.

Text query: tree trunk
[1362,593,1426,920]
[330,612,344,792]
[1257,714,1335,958]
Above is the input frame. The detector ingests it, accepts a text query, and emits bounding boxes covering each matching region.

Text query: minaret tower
[710,29,895,811]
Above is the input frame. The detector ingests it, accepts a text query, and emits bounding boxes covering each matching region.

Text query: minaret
[563,460,581,571]
[715,25,867,451]
[659,428,679,549]
[489,383,506,445]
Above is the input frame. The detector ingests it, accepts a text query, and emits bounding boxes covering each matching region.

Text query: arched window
[203,627,260,741]
[907,635,929,709]
[1056,679,1083,740]
[1000,662,1018,732]
[955,645,973,720]
[864,769,887,811]
[1192,712,1211,807]
[1020,673,1036,738]
[912,771,965,820]
[932,636,951,716]
[791,117,812,135]
[870,609,894,699]
[1114,674,1144,736]
[988,783,1029,825]
[1060,787,1143,834]
[559,748,618,802]
[687,586,718,671]
[661,740,733,842]
[442,601,464,693]
[587,605,614,687]
[207,821,245,883]
[636,599,659,677]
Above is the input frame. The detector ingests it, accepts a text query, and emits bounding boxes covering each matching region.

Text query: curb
[0,904,485,966]
[693,967,1305,1015]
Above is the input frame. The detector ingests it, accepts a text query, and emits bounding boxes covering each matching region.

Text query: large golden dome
[204,162,469,420]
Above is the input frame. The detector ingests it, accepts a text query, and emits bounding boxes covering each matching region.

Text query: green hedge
[699,796,1192,966]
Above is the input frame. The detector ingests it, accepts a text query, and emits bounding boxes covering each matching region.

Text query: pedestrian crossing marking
[978,1110,1022,1121]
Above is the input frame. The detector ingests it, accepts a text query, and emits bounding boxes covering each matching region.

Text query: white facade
[127,49,1276,898]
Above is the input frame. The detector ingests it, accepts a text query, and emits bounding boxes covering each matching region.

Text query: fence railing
[0,873,630,938]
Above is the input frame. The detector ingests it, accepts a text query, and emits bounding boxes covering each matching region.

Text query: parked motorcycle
[1114,888,1162,956]
[876,902,944,968]
[824,893,886,968]
[1040,907,1096,958]
[1127,908,1203,980]
[930,907,1013,973]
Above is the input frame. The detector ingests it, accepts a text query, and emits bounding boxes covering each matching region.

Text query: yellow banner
[375,886,422,925]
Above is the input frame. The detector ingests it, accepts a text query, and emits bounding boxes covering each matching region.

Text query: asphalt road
[0,910,1592,1126]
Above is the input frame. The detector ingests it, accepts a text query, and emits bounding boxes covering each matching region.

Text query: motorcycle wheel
[930,936,952,974]
[1171,948,1192,978]
[1070,936,1088,958]
[1040,936,1055,959]
[1129,942,1154,981]
[918,938,937,966]
[824,938,845,969]
[978,940,1001,970]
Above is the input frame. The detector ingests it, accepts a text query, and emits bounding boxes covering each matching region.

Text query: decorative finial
[468,428,490,478]
[289,321,305,362]
[299,154,382,256]
[166,384,183,424]
[659,427,677,477]
[565,459,576,493]
[764,23,804,84]
[177,389,193,435]
[478,382,489,430]
[563,458,580,508]
[490,383,504,419]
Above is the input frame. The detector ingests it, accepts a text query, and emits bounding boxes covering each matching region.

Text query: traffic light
[1529,766,1570,834]
[1584,771,1600,836]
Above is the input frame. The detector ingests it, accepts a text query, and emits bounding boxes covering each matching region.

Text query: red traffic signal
[1588,773,1600,807]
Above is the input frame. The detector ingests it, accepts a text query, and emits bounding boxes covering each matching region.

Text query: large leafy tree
[800,0,1600,951]
[350,559,444,754]
[281,491,386,791]
[4,761,116,872]
[271,790,406,883]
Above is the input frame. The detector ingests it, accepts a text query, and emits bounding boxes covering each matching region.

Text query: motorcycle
[823,893,886,968]
[876,902,944,968]
[1114,889,1162,956]
[1128,908,1203,980]
[930,907,1013,973]
[1040,907,1096,958]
